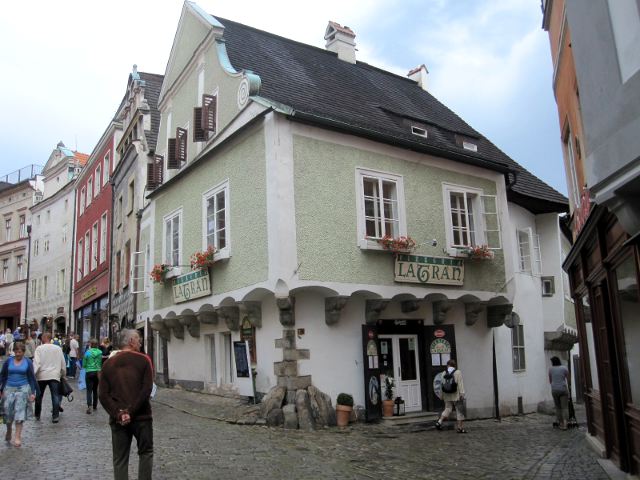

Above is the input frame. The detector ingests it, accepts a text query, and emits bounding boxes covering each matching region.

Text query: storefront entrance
[379,335,422,412]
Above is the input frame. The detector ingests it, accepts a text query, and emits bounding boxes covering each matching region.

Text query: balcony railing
[0,164,44,184]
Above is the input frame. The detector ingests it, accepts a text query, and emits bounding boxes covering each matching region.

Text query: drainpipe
[24,225,32,331]
[133,207,142,336]
[492,330,501,421]
[108,178,116,339]
[68,186,77,335]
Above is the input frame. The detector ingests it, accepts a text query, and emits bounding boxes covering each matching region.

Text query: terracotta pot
[336,404,353,427]
[382,399,395,417]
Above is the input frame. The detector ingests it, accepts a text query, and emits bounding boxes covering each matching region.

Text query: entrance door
[379,335,422,412]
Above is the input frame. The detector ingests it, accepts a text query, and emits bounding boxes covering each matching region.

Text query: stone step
[380,411,439,426]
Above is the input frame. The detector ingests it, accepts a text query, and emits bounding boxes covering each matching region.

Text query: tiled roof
[73,151,89,166]
[139,72,164,152]
[217,17,568,213]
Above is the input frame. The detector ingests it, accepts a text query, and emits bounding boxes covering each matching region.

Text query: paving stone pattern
[1,380,611,479]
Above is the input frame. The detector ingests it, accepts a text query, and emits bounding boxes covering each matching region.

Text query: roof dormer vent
[324,21,356,64]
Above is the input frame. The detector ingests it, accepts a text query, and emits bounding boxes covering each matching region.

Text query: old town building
[543,0,640,474]
[0,165,43,332]
[27,142,87,334]
[73,121,121,344]
[138,2,570,422]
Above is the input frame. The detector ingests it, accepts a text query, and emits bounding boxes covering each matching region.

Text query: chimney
[324,21,356,64]
[408,64,429,91]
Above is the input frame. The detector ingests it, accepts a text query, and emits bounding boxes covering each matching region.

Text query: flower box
[376,235,417,254]
[190,246,217,270]
[454,245,495,260]
[150,264,171,284]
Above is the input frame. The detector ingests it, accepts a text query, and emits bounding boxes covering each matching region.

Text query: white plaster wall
[253,297,281,393]
[166,330,207,382]
[536,213,565,332]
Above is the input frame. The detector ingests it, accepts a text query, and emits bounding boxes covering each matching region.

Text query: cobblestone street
[1,381,617,479]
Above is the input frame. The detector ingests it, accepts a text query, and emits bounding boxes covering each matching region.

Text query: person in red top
[99,329,154,480]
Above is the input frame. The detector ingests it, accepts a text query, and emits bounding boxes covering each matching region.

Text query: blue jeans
[35,379,61,419]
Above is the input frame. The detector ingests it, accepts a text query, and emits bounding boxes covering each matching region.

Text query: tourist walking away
[0,342,39,447]
[83,338,102,414]
[549,356,570,430]
[68,334,79,378]
[435,359,467,433]
[100,337,113,363]
[33,333,67,423]
[99,329,154,480]
[24,333,36,360]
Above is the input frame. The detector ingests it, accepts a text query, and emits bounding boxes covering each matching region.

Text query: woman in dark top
[549,356,569,430]
[0,341,39,447]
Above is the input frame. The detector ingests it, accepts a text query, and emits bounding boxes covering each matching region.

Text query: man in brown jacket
[99,329,154,480]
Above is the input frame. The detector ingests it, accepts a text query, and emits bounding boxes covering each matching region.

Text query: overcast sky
[0,0,566,195]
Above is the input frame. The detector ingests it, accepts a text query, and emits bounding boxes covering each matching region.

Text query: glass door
[379,335,422,412]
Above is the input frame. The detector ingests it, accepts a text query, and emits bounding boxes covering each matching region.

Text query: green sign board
[173,269,211,303]
[394,254,464,286]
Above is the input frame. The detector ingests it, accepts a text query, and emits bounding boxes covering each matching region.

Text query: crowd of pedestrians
[0,327,154,479]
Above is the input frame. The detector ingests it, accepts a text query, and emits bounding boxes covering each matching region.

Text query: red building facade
[73,123,120,344]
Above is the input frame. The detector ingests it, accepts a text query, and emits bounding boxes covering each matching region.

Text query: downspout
[492,330,501,421]
[68,186,77,336]
[24,225,32,330]
[108,177,116,340]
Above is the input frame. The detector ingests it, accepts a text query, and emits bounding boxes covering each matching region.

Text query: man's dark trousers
[110,419,153,480]
[35,379,61,420]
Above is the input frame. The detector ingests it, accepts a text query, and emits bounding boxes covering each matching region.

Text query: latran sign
[173,269,211,303]
[394,254,464,286]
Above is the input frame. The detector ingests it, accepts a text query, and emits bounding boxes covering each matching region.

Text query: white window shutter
[481,195,501,249]
[532,232,542,276]
[131,251,145,294]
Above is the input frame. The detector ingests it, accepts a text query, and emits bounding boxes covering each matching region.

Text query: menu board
[233,341,250,378]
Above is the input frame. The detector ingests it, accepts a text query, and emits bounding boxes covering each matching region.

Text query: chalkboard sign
[233,341,250,378]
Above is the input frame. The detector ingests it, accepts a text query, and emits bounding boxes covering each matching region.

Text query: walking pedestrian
[24,333,36,360]
[435,359,467,433]
[0,342,39,447]
[83,338,102,414]
[68,334,79,378]
[549,356,570,430]
[33,332,66,423]
[99,329,154,480]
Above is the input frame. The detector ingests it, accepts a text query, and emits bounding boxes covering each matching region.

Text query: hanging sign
[173,269,211,303]
[394,254,464,286]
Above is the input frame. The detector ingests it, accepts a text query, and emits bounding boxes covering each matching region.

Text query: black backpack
[442,369,458,394]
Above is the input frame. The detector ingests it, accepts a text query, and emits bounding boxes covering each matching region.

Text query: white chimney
[324,21,356,64]
[408,64,429,91]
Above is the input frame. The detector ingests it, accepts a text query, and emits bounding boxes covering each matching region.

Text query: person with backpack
[435,359,467,433]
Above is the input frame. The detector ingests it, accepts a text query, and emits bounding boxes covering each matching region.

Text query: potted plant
[458,244,494,260]
[377,235,417,254]
[150,264,171,284]
[190,245,217,270]
[336,393,354,427]
[382,377,395,417]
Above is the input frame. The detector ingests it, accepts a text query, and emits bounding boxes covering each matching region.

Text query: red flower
[376,235,417,253]
[190,245,217,270]
[150,264,171,284]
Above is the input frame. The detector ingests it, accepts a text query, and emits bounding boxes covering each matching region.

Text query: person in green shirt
[83,338,102,414]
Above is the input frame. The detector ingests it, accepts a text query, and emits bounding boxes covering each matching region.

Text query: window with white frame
[87,178,93,206]
[91,223,98,271]
[5,218,11,242]
[16,255,23,280]
[564,124,581,208]
[203,182,229,253]
[443,184,501,252]
[356,169,406,247]
[43,275,48,297]
[19,215,26,238]
[2,259,8,283]
[95,166,101,196]
[58,269,66,294]
[512,324,526,371]
[517,228,541,275]
[77,240,83,281]
[164,211,181,267]
[79,187,86,215]
[62,224,67,243]
[100,213,107,264]
[103,153,110,186]
[44,235,50,253]
[84,231,90,275]
[31,279,37,299]
[33,239,39,256]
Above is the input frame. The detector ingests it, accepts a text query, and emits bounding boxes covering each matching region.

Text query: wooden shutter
[202,94,217,133]
[147,155,164,190]
[176,127,187,163]
[193,107,207,142]
[167,138,179,169]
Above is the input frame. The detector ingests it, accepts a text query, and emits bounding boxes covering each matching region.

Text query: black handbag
[60,377,74,402]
